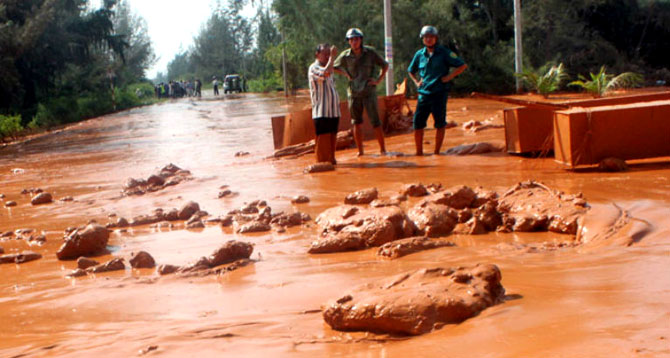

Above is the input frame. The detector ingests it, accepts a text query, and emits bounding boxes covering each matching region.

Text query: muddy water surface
[1,93,669,357]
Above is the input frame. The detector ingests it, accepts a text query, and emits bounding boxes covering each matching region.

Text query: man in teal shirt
[334,28,388,156]
[408,26,468,156]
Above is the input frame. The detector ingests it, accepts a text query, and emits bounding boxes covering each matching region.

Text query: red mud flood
[1,93,669,357]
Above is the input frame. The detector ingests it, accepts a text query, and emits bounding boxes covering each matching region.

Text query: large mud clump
[56,223,110,260]
[496,181,588,234]
[323,264,505,335]
[310,205,416,253]
[309,181,591,254]
[344,187,378,205]
[123,163,193,196]
[408,203,459,237]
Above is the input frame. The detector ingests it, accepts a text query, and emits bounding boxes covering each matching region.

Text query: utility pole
[383,0,394,96]
[514,0,523,93]
[281,32,289,97]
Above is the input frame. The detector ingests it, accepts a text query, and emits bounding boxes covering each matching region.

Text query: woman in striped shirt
[308,43,341,164]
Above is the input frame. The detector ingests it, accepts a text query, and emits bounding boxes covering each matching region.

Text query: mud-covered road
[1,93,669,357]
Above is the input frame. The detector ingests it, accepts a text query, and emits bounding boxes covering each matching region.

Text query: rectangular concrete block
[504,91,670,154]
[504,106,555,154]
[553,100,670,167]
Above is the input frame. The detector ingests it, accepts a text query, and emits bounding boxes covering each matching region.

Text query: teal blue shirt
[408,45,465,95]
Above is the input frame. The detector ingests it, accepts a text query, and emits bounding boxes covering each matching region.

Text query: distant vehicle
[223,74,243,94]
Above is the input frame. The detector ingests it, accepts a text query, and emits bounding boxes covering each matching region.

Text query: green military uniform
[408,45,466,129]
[334,46,388,127]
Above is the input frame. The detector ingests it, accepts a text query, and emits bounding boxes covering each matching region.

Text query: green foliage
[569,66,644,97]
[266,0,668,95]
[77,93,114,120]
[30,97,80,128]
[247,73,283,92]
[29,104,57,129]
[1,0,155,132]
[114,88,142,110]
[515,63,567,97]
[0,114,23,139]
[128,82,156,98]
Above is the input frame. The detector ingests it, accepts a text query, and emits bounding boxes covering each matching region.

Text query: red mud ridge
[310,181,589,255]
[1,251,42,264]
[219,200,311,234]
[105,201,207,230]
[156,240,253,277]
[323,264,505,335]
[122,163,193,196]
[1,228,47,246]
[56,199,303,276]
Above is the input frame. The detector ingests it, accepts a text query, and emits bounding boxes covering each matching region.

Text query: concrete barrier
[553,100,670,167]
[503,91,670,154]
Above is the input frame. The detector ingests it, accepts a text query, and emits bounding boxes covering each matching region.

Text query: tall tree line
[268,0,670,94]
[168,0,669,94]
[165,0,270,86]
[0,0,155,130]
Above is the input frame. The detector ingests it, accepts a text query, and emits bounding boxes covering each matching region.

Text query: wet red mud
[1,92,669,357]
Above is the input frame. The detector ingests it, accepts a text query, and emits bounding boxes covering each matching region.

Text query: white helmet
[345,28,364,40]
[420,25,438,38]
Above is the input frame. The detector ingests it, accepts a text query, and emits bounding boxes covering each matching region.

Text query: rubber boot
[315,134,331,163]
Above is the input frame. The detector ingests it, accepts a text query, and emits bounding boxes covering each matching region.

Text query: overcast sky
[126,0,217,78]
[91,0,254,79]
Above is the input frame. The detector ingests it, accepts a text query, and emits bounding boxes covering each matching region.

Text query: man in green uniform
[334,28,388,156]
[408,26,468,155]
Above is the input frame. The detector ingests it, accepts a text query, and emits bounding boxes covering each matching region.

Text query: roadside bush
[77,93,114,120]
[29,104,51,129]
[128,82,155,98]
[0,114,23,139]
[114,88,142,110]
[29,103,58,129]
[248,73,283,93]
[29,96,80,129]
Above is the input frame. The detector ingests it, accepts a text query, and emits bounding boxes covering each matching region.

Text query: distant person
[308,43,341,164]
[163,82,169,98]
[334,28,388,156]
[408,26,467,156]
[212,76,219,96]
[186,80,194,97]
[195,79,202,98]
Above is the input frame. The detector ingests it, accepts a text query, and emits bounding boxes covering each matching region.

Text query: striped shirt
[308,60,341,118]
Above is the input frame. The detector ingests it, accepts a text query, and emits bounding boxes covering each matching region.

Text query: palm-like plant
[515,63,567,98]
[569,66,644,97]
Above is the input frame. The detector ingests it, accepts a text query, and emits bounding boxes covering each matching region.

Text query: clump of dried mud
[323,264,505,335]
